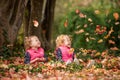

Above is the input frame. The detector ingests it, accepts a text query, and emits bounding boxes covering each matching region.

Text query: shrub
[59,8,120,56]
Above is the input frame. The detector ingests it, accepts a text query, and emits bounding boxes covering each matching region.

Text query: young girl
[24,36,47,64]
[55,34,79,65]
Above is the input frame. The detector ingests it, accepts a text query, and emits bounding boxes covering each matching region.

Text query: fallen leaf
[33,20,39,27]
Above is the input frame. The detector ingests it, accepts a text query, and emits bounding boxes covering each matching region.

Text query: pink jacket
[27,47,44,61]
[59,46,74,62]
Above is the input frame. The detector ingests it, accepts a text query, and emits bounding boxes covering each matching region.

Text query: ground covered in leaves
[0,54,120,80]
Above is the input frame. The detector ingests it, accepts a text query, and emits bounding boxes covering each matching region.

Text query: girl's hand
[38,58,46,62]
[30,57,46,64]
[30,58,39,64]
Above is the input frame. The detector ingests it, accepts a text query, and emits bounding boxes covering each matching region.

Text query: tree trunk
[24,0,31,37]
[24,0,45,48]
[0,0,28,48]
[41,0,56,50]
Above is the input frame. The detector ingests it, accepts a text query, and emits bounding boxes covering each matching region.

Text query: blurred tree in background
[0,0,28,56]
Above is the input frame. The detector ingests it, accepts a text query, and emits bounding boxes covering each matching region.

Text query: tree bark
[0,0,28,47]
[24,0,45,48]
[41,0,56,50]
[24,0,31,37]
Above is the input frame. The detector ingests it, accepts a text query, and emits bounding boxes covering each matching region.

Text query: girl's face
[64,36,71,47]
[30,36,41,48]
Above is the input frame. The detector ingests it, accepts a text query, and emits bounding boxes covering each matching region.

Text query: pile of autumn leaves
[0,53,120,80]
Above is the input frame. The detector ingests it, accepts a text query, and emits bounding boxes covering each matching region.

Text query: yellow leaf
[94,52,101,57]
[113,12,119,20]
[97,39,103,43]
[94,10,100,14]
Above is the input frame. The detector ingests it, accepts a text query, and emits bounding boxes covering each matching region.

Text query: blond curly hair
[24,36,40,50]
[55,34,72,48]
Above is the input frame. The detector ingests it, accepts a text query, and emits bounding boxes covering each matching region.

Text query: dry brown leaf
[33,20,39,27]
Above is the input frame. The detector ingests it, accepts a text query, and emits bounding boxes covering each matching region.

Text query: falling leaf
[90,37,96,40]
[85,33,89,35]
[33,20,39,27]
[75,9,80,14]
[95,25,101,32]
[88,18,92,22]
[79,59,84,63]
[76,25,80,29]
[94,10,100,14]
[104,27,114,39]
[110,47,119,50]
[108,40,115,44]
[64,19,68,27]
[79,13,86,18]
[108,19,111,23]
[75,29,84,34]
[97,39,103,43]
[95,25,106,34]
[94,52,101,57]
[115,22,119,25]
[84,24,88,28]
[79,29,84,33]
[80,48,89,55]
[86,37,89,42]
[7,44,13,47]
[113,12,119,20]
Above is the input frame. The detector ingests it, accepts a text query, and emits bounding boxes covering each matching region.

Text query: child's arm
[30,57,46,63]
[24,52,30,64]
[38,57,46,62]
[44,53,48,62]
[30,56,46,63]
[30,53,47,63]
[30,58,40,63]
[56,48,62,62]
[38,51,47,62]
[24,52,40,64]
